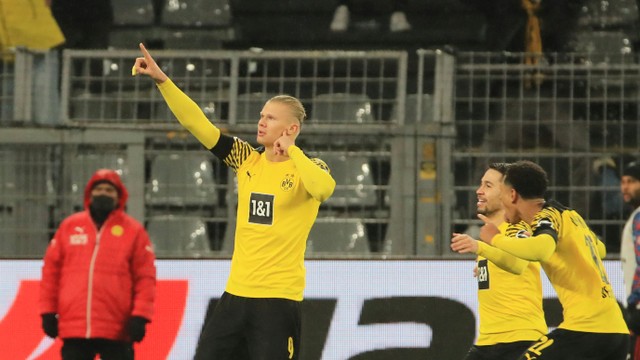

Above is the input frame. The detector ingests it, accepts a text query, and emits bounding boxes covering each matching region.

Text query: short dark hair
[504,160,548,199]
[623,161,640,181]
[488,162,511,176]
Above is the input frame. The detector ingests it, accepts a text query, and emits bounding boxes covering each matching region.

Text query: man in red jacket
[40,169,156,360]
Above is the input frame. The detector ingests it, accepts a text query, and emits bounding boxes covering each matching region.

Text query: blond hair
[267,95,306,124]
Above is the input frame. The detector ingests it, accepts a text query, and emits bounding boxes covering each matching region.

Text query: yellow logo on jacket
[281,173,295,192]
[111,225,124,237]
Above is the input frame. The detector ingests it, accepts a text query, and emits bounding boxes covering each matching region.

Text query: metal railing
[0,48,636,258]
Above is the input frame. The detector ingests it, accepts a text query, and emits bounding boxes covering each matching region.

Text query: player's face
[621,175,640,207]
[500,184,520,224]
[476,169,503,217]
[256,101,296,147]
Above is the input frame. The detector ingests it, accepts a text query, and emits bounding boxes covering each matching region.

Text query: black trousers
[194,292,302,360]
[61,338,134,360]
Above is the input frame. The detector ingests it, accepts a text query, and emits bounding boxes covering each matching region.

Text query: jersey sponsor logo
[69,233,88,245]
[281,173,295,192]
[477,259,489,289]
[248,192,274,225]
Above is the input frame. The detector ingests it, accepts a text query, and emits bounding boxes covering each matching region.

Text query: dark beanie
[623,161,640,180]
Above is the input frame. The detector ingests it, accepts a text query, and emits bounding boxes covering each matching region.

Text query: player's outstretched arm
[476,241,528,274]
[133,43,220,150]
[451,233,528,274]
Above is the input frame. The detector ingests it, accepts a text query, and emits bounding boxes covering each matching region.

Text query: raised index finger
[139,43,153,61]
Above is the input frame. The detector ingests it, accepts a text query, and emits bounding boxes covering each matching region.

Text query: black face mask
[89,195,116,227]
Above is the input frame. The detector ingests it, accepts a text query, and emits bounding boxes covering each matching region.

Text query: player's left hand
[274,129,295,156]
[477,214,500,245]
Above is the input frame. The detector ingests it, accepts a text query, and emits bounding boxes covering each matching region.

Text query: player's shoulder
[309,156,331,173]
[536,200,564,220]
[505,221,532,238]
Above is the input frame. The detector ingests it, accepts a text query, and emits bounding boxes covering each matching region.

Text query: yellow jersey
[156,79,335,301]
[476,222,547,345]
[213,136,333,301]
[493,200,628,334]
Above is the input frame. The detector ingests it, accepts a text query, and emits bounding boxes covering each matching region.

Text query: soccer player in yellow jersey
[451,163,547,359]
[133,44,336,360]
[479,160,629,360]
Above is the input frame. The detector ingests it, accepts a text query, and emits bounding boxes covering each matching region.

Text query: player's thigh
[602,333,629,360]
[194,292,248,360]
[463,345,491,360]
[518,330,628,360]
[246,298,302,360]
[466,341,533,360]
[517,331,571,360]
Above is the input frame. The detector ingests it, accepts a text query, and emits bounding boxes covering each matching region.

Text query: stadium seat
[0,149,17,202]
[220,216,235,254]
[311,93,375,123]
[578,0,638,28]
[321,153,377,208]
[161,0,232,27]
[103,58,154,91]
[146,152,218,207]
[393,93,433,124]
[0,148,53,256]
[571,30,633,65]
[306,220,370,254]
[147,216,211,257]
[156,57,225,91]
[0,208,15,252]
[109,28,159,49]
[163,29,227,50]
[69,90,154,122]
[112,0,155,26]
[69,153,128,210]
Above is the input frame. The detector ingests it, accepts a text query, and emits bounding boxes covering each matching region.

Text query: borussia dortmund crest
[281,173,295,191]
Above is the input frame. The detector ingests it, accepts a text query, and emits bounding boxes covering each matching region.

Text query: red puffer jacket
[40,169,156,341]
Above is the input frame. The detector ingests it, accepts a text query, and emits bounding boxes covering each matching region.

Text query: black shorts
[465,341,535,360]
[194,292,302,360]
[517,329,629,360]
